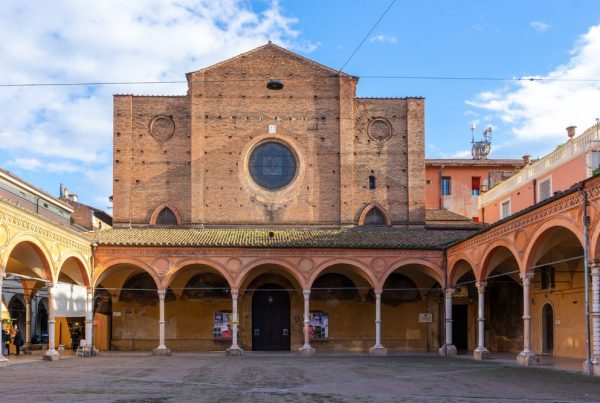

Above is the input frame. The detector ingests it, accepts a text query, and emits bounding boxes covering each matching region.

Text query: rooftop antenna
[471,125,492,160]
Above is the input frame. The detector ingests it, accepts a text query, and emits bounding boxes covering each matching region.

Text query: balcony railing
[479,125,599,209]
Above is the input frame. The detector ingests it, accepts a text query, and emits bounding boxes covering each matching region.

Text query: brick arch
[589,210,600,261]
[93,258,161,289]
[524,218,584,271]
[308,258,377,290]
[2,234,54,282]
[379,259,443,289]
[235,258,305,290]
[163,258,235,289]
[149,202,182,226]
[448,256,477,287]
[358,202,392,226]
[57,253,91,287]
[479,239,522,281]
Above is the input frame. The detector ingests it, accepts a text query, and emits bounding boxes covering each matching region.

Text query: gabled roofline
[185,42,357,80]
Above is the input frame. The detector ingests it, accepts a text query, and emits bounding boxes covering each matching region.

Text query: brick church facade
[93,43,473,355]
[112,43,425,228]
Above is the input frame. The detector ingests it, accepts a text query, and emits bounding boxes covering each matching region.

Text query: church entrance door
[252,284,290,351]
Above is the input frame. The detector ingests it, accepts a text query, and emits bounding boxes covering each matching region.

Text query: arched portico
[94,262,166,354]
[381,263,442,354]
[164,263,233,351]
[523,224,585,361]
[307,263,376,353]
[237,263,303,352]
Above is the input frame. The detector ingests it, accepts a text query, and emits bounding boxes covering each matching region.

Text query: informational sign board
[54,283,87,317]
[419,313,433,323]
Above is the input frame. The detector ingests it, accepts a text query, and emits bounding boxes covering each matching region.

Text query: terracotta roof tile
[89,227,475,249]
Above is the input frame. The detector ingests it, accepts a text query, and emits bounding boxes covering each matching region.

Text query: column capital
[444,288,455,297]
[374,289,383,297]
[303,289,311,298]
[230,289,239,299]
[157,289,166,299]
[591,262,600,275]
[476,282,487,293]
[87,287,94,296]
[520,272,534,284]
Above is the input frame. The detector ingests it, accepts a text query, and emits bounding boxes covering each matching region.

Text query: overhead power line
[0,75,598,88]
[338,0,397,73]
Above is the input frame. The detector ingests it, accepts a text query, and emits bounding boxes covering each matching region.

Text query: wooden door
[252,284,290,351]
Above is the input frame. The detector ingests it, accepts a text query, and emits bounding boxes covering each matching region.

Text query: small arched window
[364,207,387,225]
[156,207,178,225]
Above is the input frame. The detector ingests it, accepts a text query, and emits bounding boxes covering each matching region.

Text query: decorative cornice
[449,191,582,256]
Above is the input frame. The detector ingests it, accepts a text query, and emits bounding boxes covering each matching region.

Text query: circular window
[368,118,392,141]
[248,142,297,190]
[149,115,175,141]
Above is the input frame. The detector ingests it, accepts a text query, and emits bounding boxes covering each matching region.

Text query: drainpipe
[582,187,592,375]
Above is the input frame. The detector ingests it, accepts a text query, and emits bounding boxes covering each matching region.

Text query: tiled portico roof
[88,227,475,249]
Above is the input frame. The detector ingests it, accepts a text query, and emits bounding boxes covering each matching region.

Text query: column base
[226,346,244,356]
[43,349,60,361]
[0,355,9,367]
[369,346,388,356]
[298,345,316,356]
[516,351,538,366]
[473,347,489,360]
[152,347,171,356]
[439,344,457,357]
[23,343,33,355]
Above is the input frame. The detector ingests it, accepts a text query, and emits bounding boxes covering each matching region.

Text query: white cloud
[530,21,550,32]
[369,34,398,44]
[0,0,311,205]
[450,150,472,159]
[467,24,600,145]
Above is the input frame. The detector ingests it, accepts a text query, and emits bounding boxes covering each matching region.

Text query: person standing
[2,328,10,356]
[13,328,23,355]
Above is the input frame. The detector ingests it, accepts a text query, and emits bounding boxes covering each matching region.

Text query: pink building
[426,159,524,221]
[479,124,600,224]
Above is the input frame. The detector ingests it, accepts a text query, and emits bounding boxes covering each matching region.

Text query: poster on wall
[309,311,328,339]
[213,311,232,339]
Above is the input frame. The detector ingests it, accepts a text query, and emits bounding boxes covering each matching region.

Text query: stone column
[0,275,8,366]
[85,288,95,354]
[152,289,171,356]
[227,289,243,356]
[369,289,388,356]
[23,295,32,354]
[299,289,315,355]
[43,283,60,361]
[517,272,538,366]
[591,263,600,374]
[473,281,489,360]
[439,288,457,356]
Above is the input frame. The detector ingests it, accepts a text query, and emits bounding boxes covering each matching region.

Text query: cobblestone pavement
[1,352,600,402]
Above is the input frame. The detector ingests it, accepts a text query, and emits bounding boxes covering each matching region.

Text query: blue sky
[0,0,599,209]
